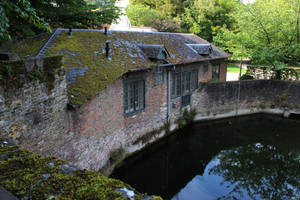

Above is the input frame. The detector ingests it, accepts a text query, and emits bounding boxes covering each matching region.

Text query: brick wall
[64,59,228,171]
[0,57,228,172]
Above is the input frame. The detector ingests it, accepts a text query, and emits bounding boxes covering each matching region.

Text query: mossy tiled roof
[0,33,50,59]
[0,139,162,200]
[0,29,229,106]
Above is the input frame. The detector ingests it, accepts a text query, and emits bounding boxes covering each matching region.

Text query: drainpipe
[167,69,171,122]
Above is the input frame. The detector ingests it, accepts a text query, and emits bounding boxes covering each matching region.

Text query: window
[171,69,198,99]
[171,72,181,98]
[191,70,198,91]
[124,79,145,114]
[203,61,209,74]
[182,71,191,95]
[212,64,220,81]
[154,66,164,85]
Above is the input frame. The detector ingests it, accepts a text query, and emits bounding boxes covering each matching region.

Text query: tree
[131,0,186,18]
[182,0,240,42]
[215,0,300,72]
[0,0,50,42]
[29,0,120,29]
[0,0,120,43]
[126,4,161,27]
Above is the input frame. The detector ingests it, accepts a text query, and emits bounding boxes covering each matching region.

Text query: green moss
[0,33,50,58]
[175,108,196,129]
[45,31,150,105]
[132,128,163,145]
[0,143,157,200]
[0,55,63,91]
[115,32,185,64]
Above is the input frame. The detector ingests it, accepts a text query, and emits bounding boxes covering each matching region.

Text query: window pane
[171,73,176,97]
[130,83,134,112]
[124,83,129,113]
[203,61,209,73]
[212,64,220,80]
[124,79,145,114]
[136,80,144,110]
[176,73,181,96]
[186,72,191,93]
[191,70,198,91]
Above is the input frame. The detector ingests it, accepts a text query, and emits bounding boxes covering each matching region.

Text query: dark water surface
[111,114,300,200]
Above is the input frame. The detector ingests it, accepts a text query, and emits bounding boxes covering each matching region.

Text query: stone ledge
[0,138,162,200]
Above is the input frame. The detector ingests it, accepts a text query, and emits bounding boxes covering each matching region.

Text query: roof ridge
[36,29,61,58]
[55,28,197,36]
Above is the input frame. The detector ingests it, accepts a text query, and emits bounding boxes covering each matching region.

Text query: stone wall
[192,80,300,120]
[0,56,70,158]
[0,57,228,173]
[61,59,228,172]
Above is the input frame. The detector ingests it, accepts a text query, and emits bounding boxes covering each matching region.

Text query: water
[111,114,300,200]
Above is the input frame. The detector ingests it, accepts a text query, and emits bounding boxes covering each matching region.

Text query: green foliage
[129,0,183,32]
[0,0,50,42]
[30,0,120,29]
[240,74,254,80]
[126,4,161,27]
[131,0,185,18]
[215,0,300,70]
[175,108,196,129]
[182,0,240,41]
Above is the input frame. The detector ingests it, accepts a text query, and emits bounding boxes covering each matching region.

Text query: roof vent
[104,27,107,36]
[105,42,110,58]
[68,25,72,36]
[186,44,212,55]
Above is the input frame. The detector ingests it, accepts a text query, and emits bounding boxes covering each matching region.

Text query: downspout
[167,69,171,122]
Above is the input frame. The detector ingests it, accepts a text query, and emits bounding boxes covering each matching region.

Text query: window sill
[123,109,145,118]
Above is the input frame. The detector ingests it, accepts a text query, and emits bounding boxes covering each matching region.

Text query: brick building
[0,29,230,170]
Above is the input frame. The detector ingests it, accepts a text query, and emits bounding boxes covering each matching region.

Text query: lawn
[227,63,247,74]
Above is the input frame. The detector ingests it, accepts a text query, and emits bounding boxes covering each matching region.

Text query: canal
[111,114,300,200]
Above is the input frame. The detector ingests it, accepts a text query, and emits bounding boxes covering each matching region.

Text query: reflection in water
[173,143,300,200]
[111,114,300,200]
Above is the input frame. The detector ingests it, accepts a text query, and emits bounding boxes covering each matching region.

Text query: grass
[227,63,247,74]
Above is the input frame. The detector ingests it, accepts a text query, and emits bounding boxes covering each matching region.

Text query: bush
[240,74,254,80]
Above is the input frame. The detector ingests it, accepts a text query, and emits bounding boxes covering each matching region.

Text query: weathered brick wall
[0,56,70,157]
[192,80,300,119]
[169,59,227,121]
[66,69,169,171]
[0,57,228,172]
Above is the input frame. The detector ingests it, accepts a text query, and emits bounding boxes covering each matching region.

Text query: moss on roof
[45,30,150,105]
[1,29,229,106]
[0,33,50,58]
[0,139,162,200]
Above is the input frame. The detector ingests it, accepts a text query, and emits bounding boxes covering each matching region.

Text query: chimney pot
[68,25,73,36]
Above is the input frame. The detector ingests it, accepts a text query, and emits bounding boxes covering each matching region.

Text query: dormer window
[138,44,170,62]
[186,44,212,56]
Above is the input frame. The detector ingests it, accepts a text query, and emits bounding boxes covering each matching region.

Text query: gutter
[160,56,230,68]
[167,70,171,122]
